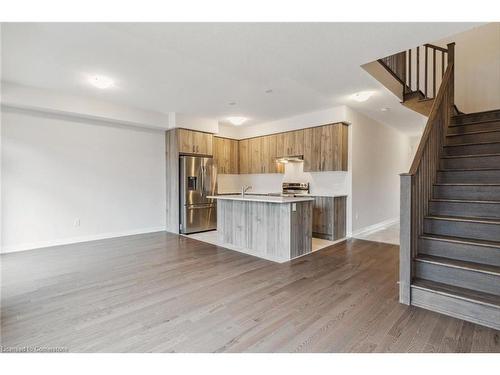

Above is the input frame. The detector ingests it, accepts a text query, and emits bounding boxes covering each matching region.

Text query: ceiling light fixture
[88,75,114,89]
[381,107,390,112]
[227,116,248,126]
[351,91,374,102]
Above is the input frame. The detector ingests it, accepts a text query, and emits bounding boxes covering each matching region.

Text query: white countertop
[208,194,315,203]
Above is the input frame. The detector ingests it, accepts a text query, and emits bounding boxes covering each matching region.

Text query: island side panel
[290,201,313,258]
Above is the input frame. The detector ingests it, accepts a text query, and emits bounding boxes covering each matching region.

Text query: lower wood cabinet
[213,137,239,174]
[312,196,347,241]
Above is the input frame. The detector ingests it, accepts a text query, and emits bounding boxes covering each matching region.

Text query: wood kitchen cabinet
[312,196,347,241]
[303,123,348,172]
[177,128,213,156]
[261,134,284,173]
[240,135,284,174]
[213,137,239,174]
[238,139,250,174]
[277,129,304,157]
[249,137,262,174]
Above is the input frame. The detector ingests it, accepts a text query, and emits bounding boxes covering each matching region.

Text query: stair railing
[378,43,452,100]
[399,43,455,304]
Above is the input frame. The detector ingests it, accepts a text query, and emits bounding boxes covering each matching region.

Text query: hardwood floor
[1,232,498,352]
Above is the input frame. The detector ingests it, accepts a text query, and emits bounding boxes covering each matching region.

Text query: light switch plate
[292,203,297,211]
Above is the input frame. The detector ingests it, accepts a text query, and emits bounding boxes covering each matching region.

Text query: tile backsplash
[218,162,349,197]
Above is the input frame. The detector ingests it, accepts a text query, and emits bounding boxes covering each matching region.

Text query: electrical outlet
[74,218,80,227]
[355,213,359,220]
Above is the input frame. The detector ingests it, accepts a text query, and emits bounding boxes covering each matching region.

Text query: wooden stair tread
[434,183,500,186]
[438,168,500,171]
[447,129,500,137]
[420,234,500,249]
[415,255,500,276]
[412,279,500,308]
[430,198,500,204]
[425,215,500,224]
[444,140,500,147]
[450,118,500,127]
[441,153,500,159]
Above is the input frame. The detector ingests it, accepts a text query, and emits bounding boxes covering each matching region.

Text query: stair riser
[429,201,500,220]
[446,131,500,146]
[415,261,500,296]
[433,185,500,201]
[444,143,500,156]
[452,111,500,126]
[441,155,500,169]
[437,170,500,184]
[411,287,500,331]
[448,120,500,135]
[419,238,500,266]
[424,218,500,242]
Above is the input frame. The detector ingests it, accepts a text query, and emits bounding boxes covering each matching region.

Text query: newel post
[399,173,412,305]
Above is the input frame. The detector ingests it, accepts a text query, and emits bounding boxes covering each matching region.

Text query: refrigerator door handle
[200,165,205,197]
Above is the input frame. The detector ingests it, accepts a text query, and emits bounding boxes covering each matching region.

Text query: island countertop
[207,194,315,204]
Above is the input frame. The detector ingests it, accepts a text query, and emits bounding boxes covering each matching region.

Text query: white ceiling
[1,23,482,134]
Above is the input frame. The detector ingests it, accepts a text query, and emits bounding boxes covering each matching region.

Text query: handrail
[424,43,448,53]
[408,61,454,174]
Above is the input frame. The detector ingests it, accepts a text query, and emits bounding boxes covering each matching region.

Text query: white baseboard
[1,226,166,254]
[351,217,399,238]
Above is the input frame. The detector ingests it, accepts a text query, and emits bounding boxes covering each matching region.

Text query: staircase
[395,40,500,331]
[411,109,500,330]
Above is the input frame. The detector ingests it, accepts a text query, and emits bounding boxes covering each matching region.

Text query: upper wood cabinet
[239,139,250,174]
[261,134,284,174]
[277,130,304,157]
[239,135,284,174]
[177,129,213,155]
[213,137,239,174]
[303,123,348,172]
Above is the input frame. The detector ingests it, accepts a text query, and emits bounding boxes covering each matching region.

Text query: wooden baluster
[441,51,445,78]
[408,49,412,92]
[425,45,428,98]
[416,46,420,93]
[433,48,436,98]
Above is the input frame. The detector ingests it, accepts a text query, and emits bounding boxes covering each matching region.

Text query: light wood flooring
[1,232,498,352]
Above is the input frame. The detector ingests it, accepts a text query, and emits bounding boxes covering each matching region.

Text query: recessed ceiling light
[88,75,114,89]
[227,116,248,126]
[381,107,390,112]
[351,91,374,102]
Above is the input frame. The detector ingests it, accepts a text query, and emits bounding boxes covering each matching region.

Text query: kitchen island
[208,195,314,263]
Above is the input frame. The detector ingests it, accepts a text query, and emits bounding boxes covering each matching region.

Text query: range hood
[275,155,304,164]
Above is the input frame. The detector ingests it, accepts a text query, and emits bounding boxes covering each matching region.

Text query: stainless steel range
[281,182,310,196]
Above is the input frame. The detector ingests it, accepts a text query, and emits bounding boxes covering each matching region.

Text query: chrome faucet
[241,185,252,196]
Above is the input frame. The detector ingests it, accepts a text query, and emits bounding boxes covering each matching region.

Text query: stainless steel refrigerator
[179,155,217,234]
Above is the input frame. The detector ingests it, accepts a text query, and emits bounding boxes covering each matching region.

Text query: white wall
[1,107,166,253]
[346,107,410,234]
[437,23,500,113]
